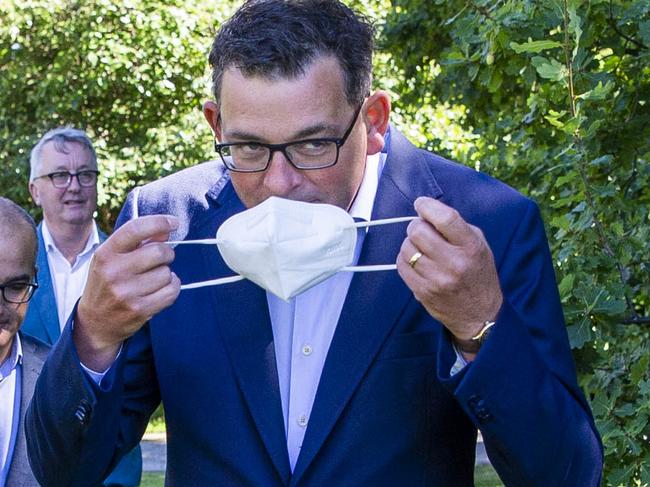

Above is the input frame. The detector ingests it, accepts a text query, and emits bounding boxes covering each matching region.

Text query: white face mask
[170,196,415,301]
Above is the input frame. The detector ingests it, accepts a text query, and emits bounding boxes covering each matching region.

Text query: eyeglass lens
[50,171,98,188]
[221,141,338,171]
[1,282,36,304]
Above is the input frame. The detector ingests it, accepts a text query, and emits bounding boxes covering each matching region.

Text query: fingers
[396,238,437,290]
[108,215,179,254]
[121,271,181,322]
[397,197,503,337]
[118,263,177,297]
[414,197,476,247]
[73,216,182,365]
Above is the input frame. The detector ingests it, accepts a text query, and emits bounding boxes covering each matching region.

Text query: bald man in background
[0,197,49,486]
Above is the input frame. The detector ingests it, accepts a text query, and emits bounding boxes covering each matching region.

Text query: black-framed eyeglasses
[34,170,99,189]
[214,104,363,173]
[0,278,38,305]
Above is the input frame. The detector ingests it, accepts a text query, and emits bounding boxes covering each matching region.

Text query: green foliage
[1,0,648,484]
[0,0,239,229]
[381,0,650,483]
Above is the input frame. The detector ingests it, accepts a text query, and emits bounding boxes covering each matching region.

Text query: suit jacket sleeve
[25,190,160,486]
[24,162,221,485]
[436,198,603,485]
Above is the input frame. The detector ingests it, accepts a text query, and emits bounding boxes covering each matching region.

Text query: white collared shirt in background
[41,220,100,331]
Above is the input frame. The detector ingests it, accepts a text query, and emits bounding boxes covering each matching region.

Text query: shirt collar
[0,334,22,381]
[42,219,100,258]
[348,152,387,221]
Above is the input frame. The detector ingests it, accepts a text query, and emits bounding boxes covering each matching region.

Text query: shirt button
[297,415,308,427]
[302,344,313,356]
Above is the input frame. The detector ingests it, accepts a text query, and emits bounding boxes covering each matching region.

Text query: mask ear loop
[342,216,417,272]
[164,237,244,290]
[179,274,245,290]
[166,215,418,289]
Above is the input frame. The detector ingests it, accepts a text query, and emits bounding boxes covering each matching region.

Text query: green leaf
[614,403,637,417]
[592,298,626,316]
[609,463,636,486]
[555,171,578,187]
[558,273,575,295]
[640,380,650,396]
[531,56,567,81]
[544,108,568,127]
[510,39,563,54]
[625,413,649,437]
[577,80,615,101]
[567,5,582,62]
[440,50,468,66]
[630,354,650,385]
[640,20,650,46]
[567,316,592,348]
[560,115,584,134]
[583,119,604,138]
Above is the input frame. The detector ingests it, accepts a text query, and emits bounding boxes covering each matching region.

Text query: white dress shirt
[82,152,466,469]
[0,335,22,487]
[267,153,385,470]
[41,220,101,330]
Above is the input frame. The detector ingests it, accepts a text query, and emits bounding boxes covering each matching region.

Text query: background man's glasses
[214,104,363,173]
[34,170,99,188]
[0,280,38,305]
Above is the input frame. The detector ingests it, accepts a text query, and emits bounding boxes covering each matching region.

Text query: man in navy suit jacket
[27,1,602,485]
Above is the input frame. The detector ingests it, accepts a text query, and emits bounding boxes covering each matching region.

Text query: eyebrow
[223,123,341,144]
[0,274,32,285]
[49,165,94,172]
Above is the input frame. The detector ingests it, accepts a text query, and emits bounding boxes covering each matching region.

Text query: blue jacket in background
[22,223,142,487]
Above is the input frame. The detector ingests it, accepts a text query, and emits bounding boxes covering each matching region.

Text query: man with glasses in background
[21,127,142,487]
[0,197,47,487]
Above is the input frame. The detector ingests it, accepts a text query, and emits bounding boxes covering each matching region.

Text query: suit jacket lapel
[198,183,292,483]
[8,336,45,486]
[291,129,443,482]
[34,225,61,344]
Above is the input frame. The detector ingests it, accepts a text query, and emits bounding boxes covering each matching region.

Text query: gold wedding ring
[408,251,423,269]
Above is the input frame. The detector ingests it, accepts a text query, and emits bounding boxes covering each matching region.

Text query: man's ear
[202,100,222,141]
[29,182,41,206]
[363,90,391,156]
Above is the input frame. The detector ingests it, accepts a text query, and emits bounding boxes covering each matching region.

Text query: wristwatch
[471,320,496,347]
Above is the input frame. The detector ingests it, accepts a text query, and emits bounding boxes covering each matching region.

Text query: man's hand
[397,197,503,355]
[74,215,181,370]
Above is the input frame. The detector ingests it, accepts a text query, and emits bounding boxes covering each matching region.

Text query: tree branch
[562,0,640,321]
[608,0,649,51]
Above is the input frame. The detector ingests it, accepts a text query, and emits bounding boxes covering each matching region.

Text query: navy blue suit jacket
[27,128,602,486]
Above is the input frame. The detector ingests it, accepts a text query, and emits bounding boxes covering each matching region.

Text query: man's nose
[262,151,302,197]
[66,174,82,191]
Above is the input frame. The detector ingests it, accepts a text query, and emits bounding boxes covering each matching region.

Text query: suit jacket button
[476,408,493,423]
[75,399,92,425]
[468,394,480,407]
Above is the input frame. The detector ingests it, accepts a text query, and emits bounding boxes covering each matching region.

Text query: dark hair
[209,0,375,107]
